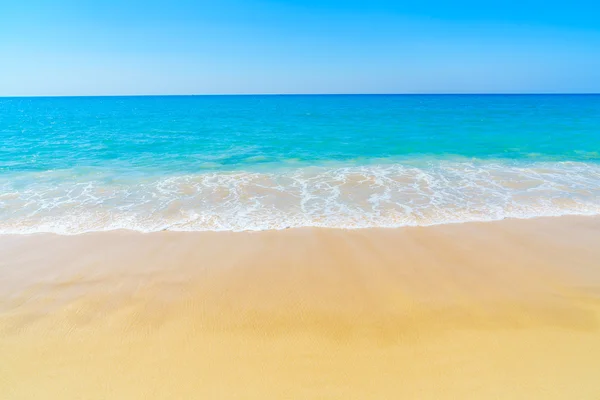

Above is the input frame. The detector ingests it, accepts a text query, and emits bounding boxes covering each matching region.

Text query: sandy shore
[1,216,600,399]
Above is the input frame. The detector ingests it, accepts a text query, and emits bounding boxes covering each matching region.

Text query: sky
[1,0,600,95]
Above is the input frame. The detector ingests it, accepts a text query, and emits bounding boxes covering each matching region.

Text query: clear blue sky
[1,0,600,95]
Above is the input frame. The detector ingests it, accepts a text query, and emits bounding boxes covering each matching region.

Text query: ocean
[1,94,599,234]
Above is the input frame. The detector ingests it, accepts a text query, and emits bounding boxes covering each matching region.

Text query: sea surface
[1,94,599,234]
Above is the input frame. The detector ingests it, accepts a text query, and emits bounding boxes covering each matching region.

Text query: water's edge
[2,161,599,235]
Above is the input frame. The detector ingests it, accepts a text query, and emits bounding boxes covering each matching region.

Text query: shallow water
[1,94,600,233]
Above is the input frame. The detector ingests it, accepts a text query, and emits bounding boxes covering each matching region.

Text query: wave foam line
[1,161,600,234]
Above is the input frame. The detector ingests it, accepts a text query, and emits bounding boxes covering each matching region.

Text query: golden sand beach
[1,216,600,399]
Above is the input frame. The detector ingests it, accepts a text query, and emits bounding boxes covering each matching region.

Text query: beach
[3,0,600,397]
[1,215,600,399]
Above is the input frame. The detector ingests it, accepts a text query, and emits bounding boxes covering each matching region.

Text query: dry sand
[1,216,600,399]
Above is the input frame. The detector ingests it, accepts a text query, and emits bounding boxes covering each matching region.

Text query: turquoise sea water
[1,95,600,234]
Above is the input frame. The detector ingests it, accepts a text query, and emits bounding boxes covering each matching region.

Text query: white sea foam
[1,161,600,235]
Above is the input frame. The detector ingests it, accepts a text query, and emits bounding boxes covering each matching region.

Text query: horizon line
[2,92,600,99]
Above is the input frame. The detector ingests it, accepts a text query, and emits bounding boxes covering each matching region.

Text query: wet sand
[1,216,600,399]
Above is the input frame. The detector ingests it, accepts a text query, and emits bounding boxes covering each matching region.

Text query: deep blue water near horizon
[1,94,600,233]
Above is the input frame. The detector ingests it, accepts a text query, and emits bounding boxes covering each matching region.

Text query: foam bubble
[1,161,600,235]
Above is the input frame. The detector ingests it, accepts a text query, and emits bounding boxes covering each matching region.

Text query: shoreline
[3,159,600,236]
[2,210,600,237]
[2,215,600,399]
